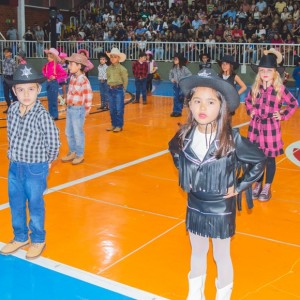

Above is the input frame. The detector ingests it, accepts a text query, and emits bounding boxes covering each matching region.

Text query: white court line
[0,242,168,300]
[45,149,169,195]
[236,231,300,248]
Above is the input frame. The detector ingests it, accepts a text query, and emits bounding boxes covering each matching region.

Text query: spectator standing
[23,26,35,57]
[2,47,18,113]
[6,25,18,56]
[35,25,45,58]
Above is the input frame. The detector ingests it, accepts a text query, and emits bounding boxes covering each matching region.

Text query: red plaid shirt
[132,60,148,79]
[67,74,93,110]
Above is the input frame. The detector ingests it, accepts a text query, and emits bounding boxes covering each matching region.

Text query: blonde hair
[250,69,283,104]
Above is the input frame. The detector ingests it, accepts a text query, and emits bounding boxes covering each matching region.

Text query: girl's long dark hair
[177,88,234,158]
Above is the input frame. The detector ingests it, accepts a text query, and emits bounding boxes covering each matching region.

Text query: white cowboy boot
[215,280,233,300]
[187,272,206,300]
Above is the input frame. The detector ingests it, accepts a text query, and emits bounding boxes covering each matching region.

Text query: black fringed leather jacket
[169,127,267,210]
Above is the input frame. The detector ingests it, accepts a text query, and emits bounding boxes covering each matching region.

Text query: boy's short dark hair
[139,52,146,58]
[3,47,12,53]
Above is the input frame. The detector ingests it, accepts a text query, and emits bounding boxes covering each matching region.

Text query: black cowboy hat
[251,48,285,74]
[179,68,240,112]
[98,52,110,60]
[4,63,46,86]
[217,55,239,70]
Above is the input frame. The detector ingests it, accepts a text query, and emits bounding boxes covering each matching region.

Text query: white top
[191,128,216,161]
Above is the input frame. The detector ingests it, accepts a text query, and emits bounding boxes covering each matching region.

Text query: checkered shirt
[2,57,17,75]
[245,85,298,157]
[132,61,148,79]
[98,64,108,80]
[7,101,60,163]
[67,74,93,110]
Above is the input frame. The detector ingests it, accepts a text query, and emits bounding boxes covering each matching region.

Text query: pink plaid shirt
[245,85,298,157]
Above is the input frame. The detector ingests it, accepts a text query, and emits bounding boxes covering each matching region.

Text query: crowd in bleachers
[54,0,300,63]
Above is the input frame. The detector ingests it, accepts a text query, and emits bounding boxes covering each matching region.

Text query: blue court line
[0,243,167,300]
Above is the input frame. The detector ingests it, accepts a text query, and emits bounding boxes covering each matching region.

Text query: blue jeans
[135,78,147,103]
[46,80,59,119]
[172,83,184,114]
[8,161,49,243]
[65,105,86,156]
[99,81,109,107]
[108,87,124,128]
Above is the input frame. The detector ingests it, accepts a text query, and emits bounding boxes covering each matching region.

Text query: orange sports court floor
[0,92,299,300]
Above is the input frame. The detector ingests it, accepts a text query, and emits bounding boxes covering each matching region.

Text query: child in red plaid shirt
[132,52,148,104]
[245,48,298,201]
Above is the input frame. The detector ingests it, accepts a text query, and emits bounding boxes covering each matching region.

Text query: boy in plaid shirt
[0,63,60,259]
[61,53,93,165]
[132,52,148,104]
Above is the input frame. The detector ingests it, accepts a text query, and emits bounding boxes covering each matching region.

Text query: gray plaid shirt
[2,57,16,76]
[7,100,60,163]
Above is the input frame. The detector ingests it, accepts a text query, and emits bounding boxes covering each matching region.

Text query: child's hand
[250,111,255,118]
[224,186,238,198]
[85,108,91,117]
[273,111,282,121]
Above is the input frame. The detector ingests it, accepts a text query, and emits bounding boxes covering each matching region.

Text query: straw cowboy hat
[65,53,90,67]
[106,47,126,62]
[217,55,239,70]
[251,48,285,74]
[44,48,61,61]
[179,68,240,113]
[4,63,46,86]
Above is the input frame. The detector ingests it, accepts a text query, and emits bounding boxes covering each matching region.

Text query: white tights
[189,232,233,288]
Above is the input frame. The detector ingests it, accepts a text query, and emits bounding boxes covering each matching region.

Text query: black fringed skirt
[186,191,236,239]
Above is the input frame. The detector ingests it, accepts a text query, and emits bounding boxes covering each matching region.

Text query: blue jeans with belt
[46,80,59,119]
[65,105,86,156]
[8,161,49,243]
[108,87,124,128]
[135,78,147,103]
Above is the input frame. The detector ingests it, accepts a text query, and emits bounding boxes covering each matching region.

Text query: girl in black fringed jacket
[169,68,266,300]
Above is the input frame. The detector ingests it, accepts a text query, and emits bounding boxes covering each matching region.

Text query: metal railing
[0,40,299,66]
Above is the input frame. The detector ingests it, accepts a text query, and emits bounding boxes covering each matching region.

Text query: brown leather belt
[109,84,123,89]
